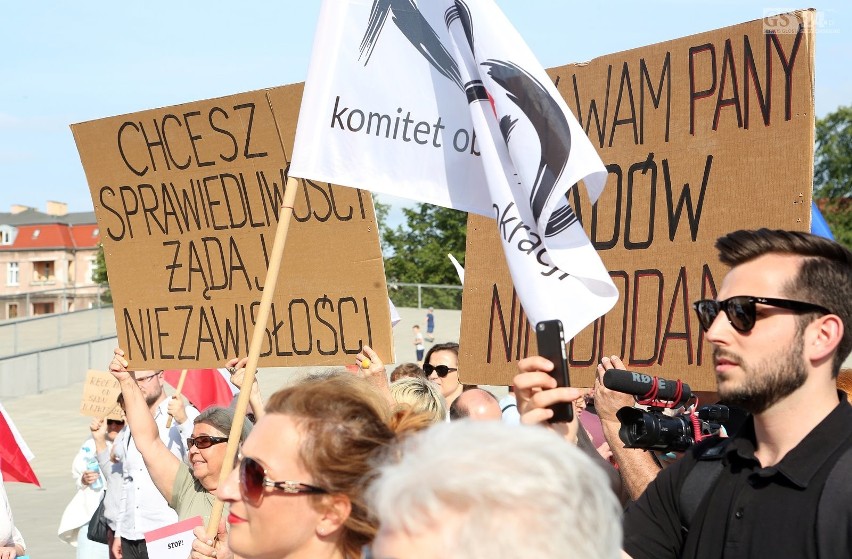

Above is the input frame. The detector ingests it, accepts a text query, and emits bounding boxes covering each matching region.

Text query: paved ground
[2,306,464,558]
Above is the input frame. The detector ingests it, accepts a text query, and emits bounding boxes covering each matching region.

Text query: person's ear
[805,314,843,366]
[317,493,352,537]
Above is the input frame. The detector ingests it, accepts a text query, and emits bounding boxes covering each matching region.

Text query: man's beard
[714,336,808,414]
[144,386,163,407]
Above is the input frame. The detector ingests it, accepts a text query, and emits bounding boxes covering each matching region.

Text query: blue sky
[1,1,849,227]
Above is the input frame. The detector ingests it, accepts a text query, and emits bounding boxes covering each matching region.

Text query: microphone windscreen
[603,369,692,404]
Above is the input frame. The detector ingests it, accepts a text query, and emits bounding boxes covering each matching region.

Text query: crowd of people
[33,228,852,558]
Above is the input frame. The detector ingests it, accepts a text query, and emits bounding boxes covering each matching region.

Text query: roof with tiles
[0,205,99,252]
[69,224,100,248]
[0,223,100,251]
[0,208,97,227]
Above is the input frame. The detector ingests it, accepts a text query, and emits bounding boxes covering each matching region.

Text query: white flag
[291,0,618,339]
[448,253,465,285]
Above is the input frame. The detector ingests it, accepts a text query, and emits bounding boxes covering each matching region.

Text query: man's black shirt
[623,396,852,559]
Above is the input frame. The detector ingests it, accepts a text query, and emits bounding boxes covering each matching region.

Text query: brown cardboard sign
[81,370,123,420]
[72,86,393,369]
[460,11,815,390]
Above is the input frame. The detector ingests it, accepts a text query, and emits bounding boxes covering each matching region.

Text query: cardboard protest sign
[80,370,123,420]
[72,86,393,369]
[460,10,815,390]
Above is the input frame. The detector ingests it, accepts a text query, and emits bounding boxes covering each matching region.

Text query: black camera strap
[678,438,729,535]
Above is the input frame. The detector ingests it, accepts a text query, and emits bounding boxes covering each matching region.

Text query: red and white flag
[162,369,237,412]
[291,0,618,338]
[0,403,39,487]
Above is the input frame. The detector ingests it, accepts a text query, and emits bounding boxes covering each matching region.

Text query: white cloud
[0,150,35,163]
[0,113,68,131]
[0,113,24,128]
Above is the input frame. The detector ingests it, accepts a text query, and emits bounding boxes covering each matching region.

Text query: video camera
[603,369,729,453]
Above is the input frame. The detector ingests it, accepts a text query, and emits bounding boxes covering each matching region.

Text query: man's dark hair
[715,229,852,375]
[423,342,459,366]
[390,362,426,383]
[449,396,468,420]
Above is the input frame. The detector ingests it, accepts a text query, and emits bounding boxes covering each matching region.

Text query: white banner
[291,0,618,338]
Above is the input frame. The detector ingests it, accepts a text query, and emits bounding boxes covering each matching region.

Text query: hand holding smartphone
[535,319,574,423]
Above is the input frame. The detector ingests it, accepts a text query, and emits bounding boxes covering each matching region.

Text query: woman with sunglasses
[205,372,430,559]
[423,342,469,408]
[109,349,252,525]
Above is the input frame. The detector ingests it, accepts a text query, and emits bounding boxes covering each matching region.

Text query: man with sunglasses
[620,229,852,559]
[109,354,199,559]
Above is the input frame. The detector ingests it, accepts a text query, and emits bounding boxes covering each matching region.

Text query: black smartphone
[535,319,574,423]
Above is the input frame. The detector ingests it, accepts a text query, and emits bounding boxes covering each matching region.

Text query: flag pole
[166,369,188,428]
[205,175,300,539]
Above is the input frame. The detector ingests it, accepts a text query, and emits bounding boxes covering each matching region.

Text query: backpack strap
[678,438,730,535]
[816,441,852,559]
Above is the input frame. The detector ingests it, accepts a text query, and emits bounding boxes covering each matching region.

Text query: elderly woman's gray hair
[194,406,252,441]
[368,421,622,558]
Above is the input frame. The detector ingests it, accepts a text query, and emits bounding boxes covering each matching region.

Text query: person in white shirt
[412,325,425,362]
[98,414,126,559]
[109,362,197,559]
[498,389,521,425]
[57,416,124,557]
[0,479,25,558]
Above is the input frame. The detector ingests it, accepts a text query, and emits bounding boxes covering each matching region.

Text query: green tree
[373,196,391,254]
[814,105,852,248]
[381,203,467,309]
[91,243,113,305]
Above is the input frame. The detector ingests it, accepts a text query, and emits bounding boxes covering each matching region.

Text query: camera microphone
[603,369,693,406]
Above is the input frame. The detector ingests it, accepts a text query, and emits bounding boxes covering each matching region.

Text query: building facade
[0,202,102,320]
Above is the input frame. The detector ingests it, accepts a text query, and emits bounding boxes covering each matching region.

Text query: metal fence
[0,336,118,399]
[387,282,463,310]
[0,306,116,358]
[0,285,109,319]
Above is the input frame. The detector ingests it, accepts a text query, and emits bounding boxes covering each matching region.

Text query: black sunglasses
[423,363,458,378]
[187,435,229,449]
[692,296,831,333]
[106,419,125,426]
[239,454,326,507]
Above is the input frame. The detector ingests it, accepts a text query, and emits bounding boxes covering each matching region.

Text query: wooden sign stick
[166,369,188,428]
[205,176,300,539]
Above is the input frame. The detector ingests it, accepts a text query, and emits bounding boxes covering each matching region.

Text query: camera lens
[616,407,694,452]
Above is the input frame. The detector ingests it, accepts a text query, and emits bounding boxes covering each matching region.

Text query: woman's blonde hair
[265,373,430,558]
[389,376,447,424]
